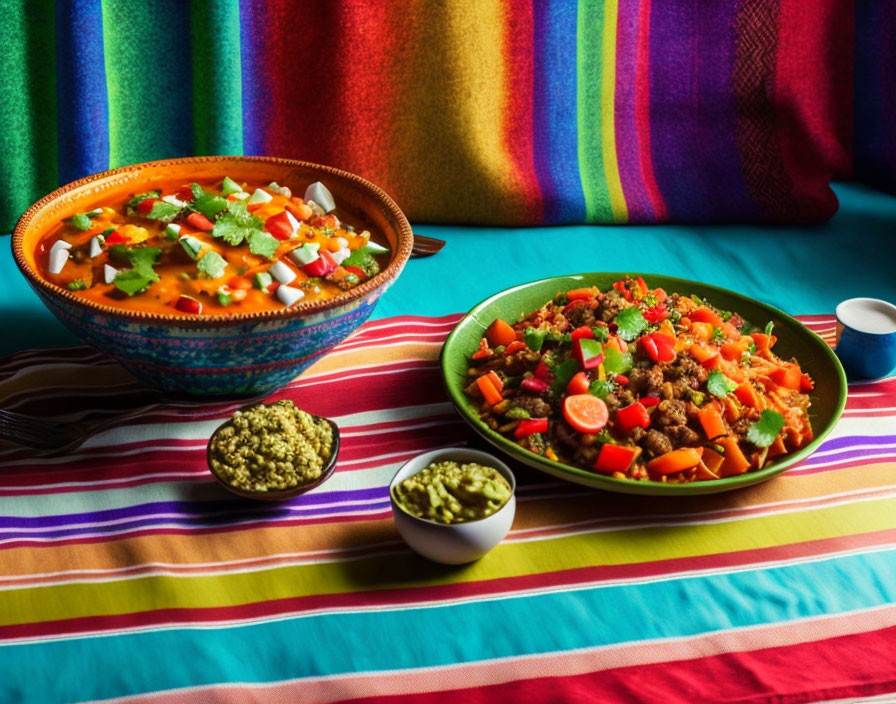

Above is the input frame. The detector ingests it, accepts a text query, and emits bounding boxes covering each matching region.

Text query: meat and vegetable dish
[464,277,815,483]
[36,178,389,315]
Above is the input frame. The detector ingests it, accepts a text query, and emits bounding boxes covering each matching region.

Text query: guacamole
[392,460,512,524]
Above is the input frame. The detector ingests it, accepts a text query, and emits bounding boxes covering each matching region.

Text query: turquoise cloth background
[2,183,894,358]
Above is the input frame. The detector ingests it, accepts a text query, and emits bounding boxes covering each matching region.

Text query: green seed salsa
[392,461,512,524]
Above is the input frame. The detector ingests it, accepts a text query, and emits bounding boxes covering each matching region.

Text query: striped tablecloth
[0,314,894,704]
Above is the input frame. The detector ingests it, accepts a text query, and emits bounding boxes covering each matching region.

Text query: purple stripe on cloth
[814,435,896,452]
[0,488,390,531]
[614,0,654,221]
[648,0,754,221]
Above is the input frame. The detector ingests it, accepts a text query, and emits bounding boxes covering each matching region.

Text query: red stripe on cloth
[635,0,667,221]
[6,526,894,642]
[336,626,896,704]
[502,2,542,223]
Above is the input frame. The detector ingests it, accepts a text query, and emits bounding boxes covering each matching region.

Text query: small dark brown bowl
[207,412,340,501]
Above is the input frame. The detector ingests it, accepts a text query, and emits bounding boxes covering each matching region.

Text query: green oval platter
[440,273,848,496]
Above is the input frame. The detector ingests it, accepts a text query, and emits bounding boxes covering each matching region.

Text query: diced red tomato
[504,340,526,355]
[615,374,629,386]
[136,198,158,215]
[302,249,337,277]
[567,371,591,396]
[186,212,214,232]
[570,326,594,341]
[800,373,814,392]
[174,295,202,315]
[265,211,295,240]
[689,307,724,327]
[643,304,668,324]
[638,333,676,363]
[176,186,194,201]
[471,338,491,360]
[104,230,128,245]
[534,359,552,381]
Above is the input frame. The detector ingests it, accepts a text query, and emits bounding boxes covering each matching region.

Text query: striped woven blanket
[1,314,894,703]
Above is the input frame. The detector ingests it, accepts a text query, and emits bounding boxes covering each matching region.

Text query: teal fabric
[2,183,894,358]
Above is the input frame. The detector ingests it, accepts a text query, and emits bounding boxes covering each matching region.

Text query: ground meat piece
[552,422,579,451]
[730,417,751,438]
[596,290,627,322]
[665,424,700,446]
[503,352,535,375]
[654,399,688,427]
[616,388,637,406]
[629,365,664,395]
[513,395,552,418]
[644,429,673,457]
[629,426,647,443]
[565,302,597,328]
[604,392,621,411]
[663,354,708,387]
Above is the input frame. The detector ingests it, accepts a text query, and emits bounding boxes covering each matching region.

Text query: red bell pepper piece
[186,212,215,232]
[638,334,659,361]
[176,186,195,202]
[571,325,594,341]
[615,374,629,386]
[302,249,337,277]
[534,359,552,381]
[504,340,526,355]
[514,417,548,439]
[643,303,668,324]
[521,377,550,394]
[594,443,640,474]
[613,280,633,301]
[640,395,660,407]
[174,295,202,315]
[265,211,295,240]
[104,230,128,245]
[137,198,158,215]
[615,402,651,433]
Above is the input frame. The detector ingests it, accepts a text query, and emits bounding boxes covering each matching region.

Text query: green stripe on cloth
[101,0,193,166]
[189,0,243,156]
[577,0,613,222]
[0,1,58,233]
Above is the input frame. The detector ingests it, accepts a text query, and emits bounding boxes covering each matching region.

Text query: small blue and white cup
[834,298,896,380]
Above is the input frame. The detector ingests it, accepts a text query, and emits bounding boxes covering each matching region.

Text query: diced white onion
[247,188,274,205]
[269,260,297,285]
[334,237,349,250]
[48,248,70,275]
[306,200,326,217]
[86,208,103,216]
[330,247,352,265]
[231,191,250,200]
[50,240,73,257]
[284,209,301,236]
[304,182,336,213]
[88,236,103,258]
[103,264,119,284]
[276,284,305,307]
[165,223,182,238]
[162,195,188,208]
[289,243,320,266]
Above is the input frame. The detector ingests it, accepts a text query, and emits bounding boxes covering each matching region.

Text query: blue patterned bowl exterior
[12,157,413,397]
[33,284,383,396]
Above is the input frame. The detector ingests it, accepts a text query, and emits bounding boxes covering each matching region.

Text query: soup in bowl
[12,156,413,397]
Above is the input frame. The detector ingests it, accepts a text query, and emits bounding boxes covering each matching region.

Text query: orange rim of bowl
[11,156,414,327]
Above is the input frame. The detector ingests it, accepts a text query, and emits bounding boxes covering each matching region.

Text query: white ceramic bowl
[389,447,516,565]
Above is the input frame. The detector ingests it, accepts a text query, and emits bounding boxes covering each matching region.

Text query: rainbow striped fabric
[1,314,895,703]
[1,0,875,233]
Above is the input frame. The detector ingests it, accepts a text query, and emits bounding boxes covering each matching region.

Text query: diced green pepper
[253,272,273,290]
[221,176,242,196]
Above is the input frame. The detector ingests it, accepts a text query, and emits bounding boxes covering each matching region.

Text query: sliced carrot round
[563,394,609,434]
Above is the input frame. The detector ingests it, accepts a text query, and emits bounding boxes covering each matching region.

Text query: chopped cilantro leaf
[747,409,786,448]
[190,183,228,220]
[707,369,738,398]
[711,326,726,343]
[113,268,159,296]
[550,358,580,395]
[614,307,648,341]
[145,201,182,222]
[69,213,92,231]
[127,247,162,271]
[197,251,227,279]
[247,230,279,259]
[342,246,382,277]
[588,379,613,399]
[126,190,161,209]
[595,430,616,445]
[211,199,264,246]
[590,325,609,343]
[603,347,633,375]
[67,279,87,291]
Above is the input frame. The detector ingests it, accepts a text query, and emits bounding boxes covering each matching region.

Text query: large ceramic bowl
[441,273,848,496]
[11,156,413,397]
